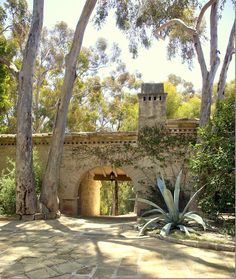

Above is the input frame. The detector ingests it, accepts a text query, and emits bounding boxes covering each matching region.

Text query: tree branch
[196,0,217,31]
[210,0,218,69]
[193,35,208,78]
[154,18,196,38]
[0,56,19,79]
[217,19,235,101]
[0,24,13,35]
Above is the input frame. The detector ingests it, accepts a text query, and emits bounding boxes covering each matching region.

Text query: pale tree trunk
[155,0,230,127]
[216,19,235,102]
[16,0,44,216]
[197,0,220,127]
[40,0,97,214]
[199,74,213,127]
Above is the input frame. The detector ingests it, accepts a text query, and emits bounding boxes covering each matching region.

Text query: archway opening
[100,180,134,216]
[78,166,136,217]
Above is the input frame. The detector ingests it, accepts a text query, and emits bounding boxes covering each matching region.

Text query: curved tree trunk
[199,74,212,127]
[216,19,235,102]
[40,0,97,214]
[16,0,44,216]
[196,0,220,127]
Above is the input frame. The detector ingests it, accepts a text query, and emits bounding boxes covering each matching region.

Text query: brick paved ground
[0,216,234,278]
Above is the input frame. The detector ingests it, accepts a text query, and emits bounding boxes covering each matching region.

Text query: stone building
[0,83,198,217]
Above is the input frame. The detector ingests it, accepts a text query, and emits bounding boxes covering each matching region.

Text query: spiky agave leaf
[184,226,202,235]
[139,216,161,236]
[141,208,169,221]
[181,185,205,216]
[177,224,190,236]
[183,212,206,230]
[160,222,172,236]
[157,177,178,221]
[179,210,197,222]
[131,197,169,219]
[174,170,182,212]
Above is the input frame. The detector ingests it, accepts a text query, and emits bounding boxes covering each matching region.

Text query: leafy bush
[33,150,43,194]
[135,171,206,236]
[0,150,43,215]
[0,159,16,215]
[190,92,235,216]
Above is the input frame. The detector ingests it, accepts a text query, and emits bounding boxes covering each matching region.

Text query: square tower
[138,83,167,130]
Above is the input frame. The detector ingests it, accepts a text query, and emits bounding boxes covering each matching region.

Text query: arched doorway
[78,166,135,217]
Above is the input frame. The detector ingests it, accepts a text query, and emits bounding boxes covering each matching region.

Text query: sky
[23,0,236,91]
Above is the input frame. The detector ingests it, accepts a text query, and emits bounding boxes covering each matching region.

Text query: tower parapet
[138,83,167,130]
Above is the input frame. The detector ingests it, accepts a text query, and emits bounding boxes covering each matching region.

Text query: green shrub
[33,150,43,194]
[190,92,235,217]
[0,159,16,215]
[0,150,43,215]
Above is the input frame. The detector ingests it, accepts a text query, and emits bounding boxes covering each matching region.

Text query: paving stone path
[0,216,234,279]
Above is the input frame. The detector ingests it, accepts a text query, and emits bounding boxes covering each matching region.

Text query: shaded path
[0,216,234,278]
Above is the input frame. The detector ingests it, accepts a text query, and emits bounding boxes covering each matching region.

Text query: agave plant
[136,170,206,236]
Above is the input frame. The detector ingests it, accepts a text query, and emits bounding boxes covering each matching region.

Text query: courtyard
[0,216,234,279]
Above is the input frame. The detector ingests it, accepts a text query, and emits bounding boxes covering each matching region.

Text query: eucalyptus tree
[0,0,44,216]
[33,32,127,133]
[168,74,195,99]
[154,0,235,126]
[40,0,97,214]
[1,0,31,56]
[33,22,74,132]
[15,0,44,216]
[94,0,235,126]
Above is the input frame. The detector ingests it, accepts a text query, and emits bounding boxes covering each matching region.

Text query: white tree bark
[40,0,97,214]
[16,0,44,215]
[196,0,217,31]
[199,0,220,127]
[216,19,235,101]
[155,0,230,127]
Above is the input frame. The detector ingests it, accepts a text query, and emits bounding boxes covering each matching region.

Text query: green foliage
[164,76,201,120]
[0,35,18,133]
[190,91,235,216]
[94,0,198,62]
[77,125,195,177]
[136,171,206,236]
[164,82,181,119]
[0,0,30,134]
[3,0,30,52]
[100,181,135,215]
[0,159,15,214]
[30,24,141,133]
[33,150,43,194]
[138,125,196,164]
[0,150,43,215]
[176,96,201,119]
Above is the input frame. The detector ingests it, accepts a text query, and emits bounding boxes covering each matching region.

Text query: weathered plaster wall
[78,173,101,216]
[0,120,198,216]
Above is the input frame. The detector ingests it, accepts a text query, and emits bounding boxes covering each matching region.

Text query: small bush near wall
[0,159,16,215]
[0,150,43,215]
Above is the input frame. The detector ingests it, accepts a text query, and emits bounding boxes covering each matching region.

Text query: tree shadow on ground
[0,217,234,278]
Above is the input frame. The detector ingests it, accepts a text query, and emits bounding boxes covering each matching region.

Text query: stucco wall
[0,127,197,216]
[78,173,101,216]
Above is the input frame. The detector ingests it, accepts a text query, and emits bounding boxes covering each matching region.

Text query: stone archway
[77,166,133,217]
